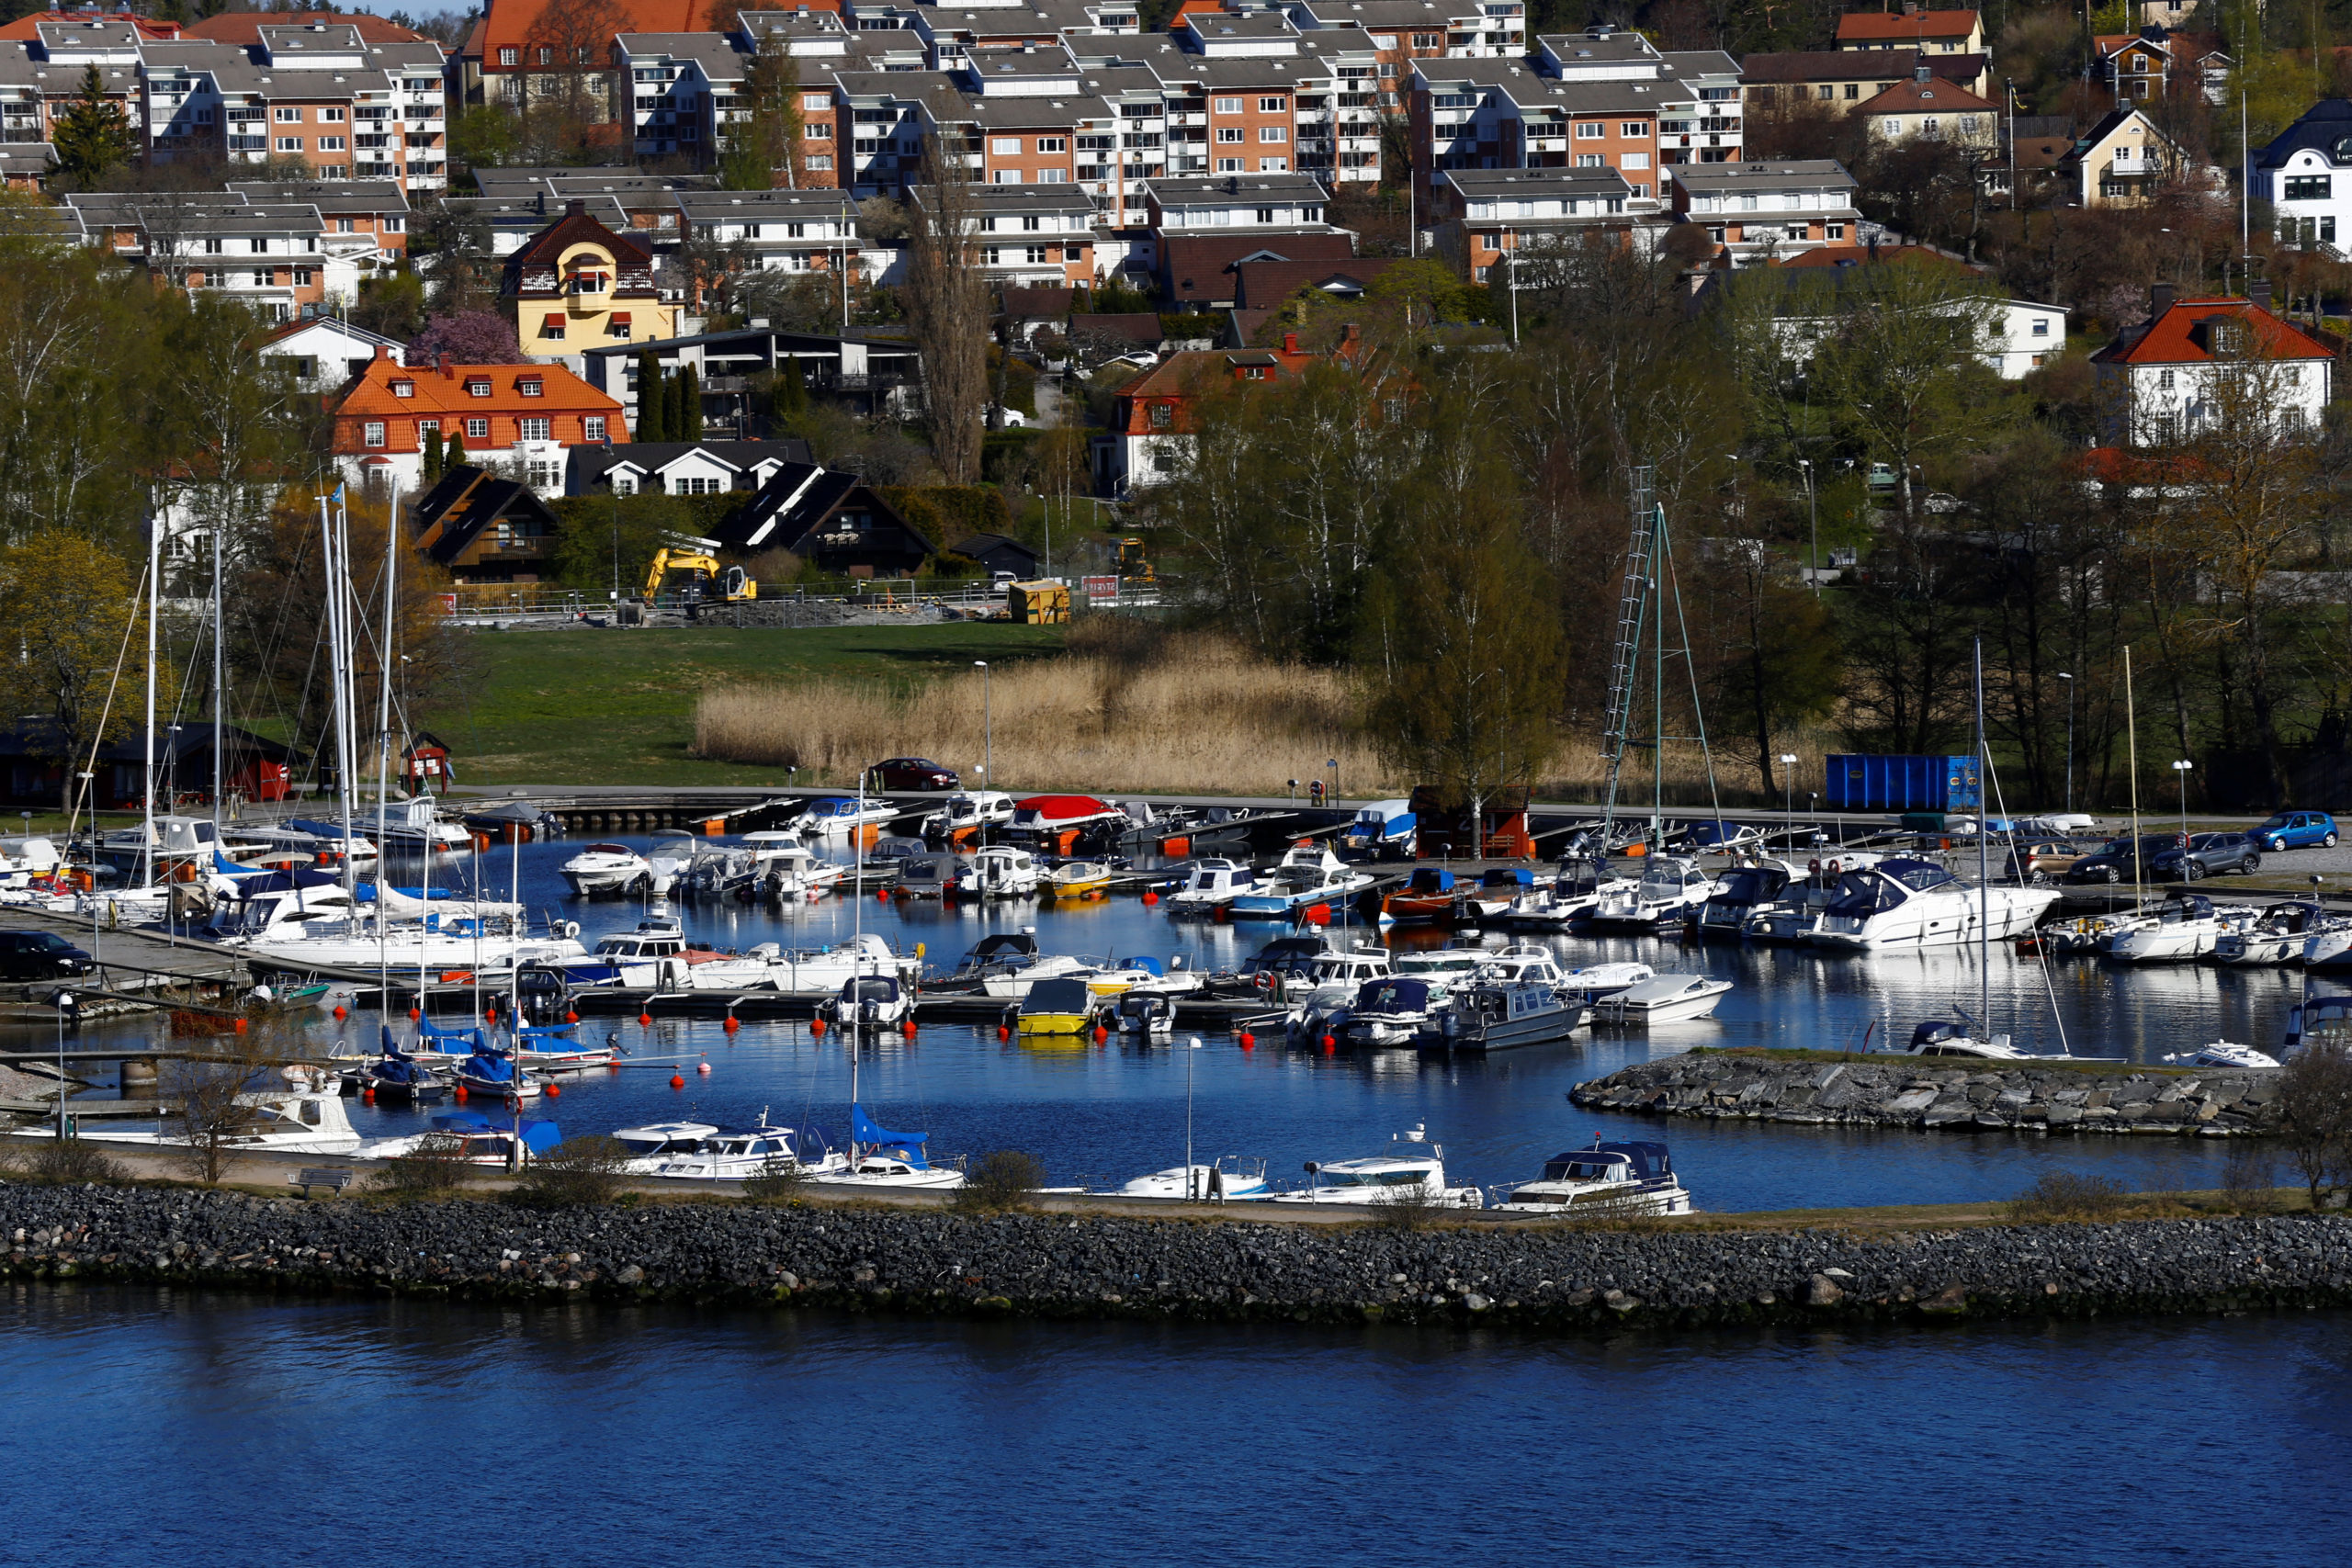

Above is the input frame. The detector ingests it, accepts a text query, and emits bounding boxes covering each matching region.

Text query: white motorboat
[643,829,700,896]
[1804,858,2060,951]
[740,831,847,901]
[202,875,365,942]
[1584,856,1723,931]
[2215,901,2330,965]
[352,1111,562,1167]
[1109,989,1178,1035]
[1590,973,1732,1025]
[2303,923,2352,972]
[1266,1125,1483,1208]
[370,795,473,854]
[1491,1138,1693,1216]
[827,973,914,1030]
[1227,844,1368,918]
[2105,895,2241,964]
[1697,860,1805,939]
[1102,1158,1271,1201]
[1279,946,1395,1040]
[1085,955,1204,998]
[1169,857,1258,910]
[1558,961,1656,999]
[953,845,1041,899]
[796,795,900,839]
[2162,1040,2281,1069]
[924,791,1017,842]
[1473,944,1567,985]
[1333,975,1445,1047]
[1743,853,1883,941]
[1430,979,1586,1051]
[64,1089,361,1156]
[559,843,652,897]
[1881,1019,2109,1062]
[613,1119,720,1166]
[643,1119,848,1180]
[1503,857,1637,929]
[241,923,584,976]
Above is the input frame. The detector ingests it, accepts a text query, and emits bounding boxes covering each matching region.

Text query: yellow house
[501,198,679,352]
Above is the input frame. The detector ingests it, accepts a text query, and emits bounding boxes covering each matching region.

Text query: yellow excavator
[1115,536,1155,585]
[644,547,758,603]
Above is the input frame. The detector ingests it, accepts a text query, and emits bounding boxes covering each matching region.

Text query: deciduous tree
[903,152,990,484]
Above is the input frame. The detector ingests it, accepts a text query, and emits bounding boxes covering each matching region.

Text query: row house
[1536,27,1739,165]
[1427,164,1639,281]
[0,21,141,152]
[1285,0,1521,62]
[333,345,627,496]
[614,30,745,166]
[910,180,1098,285]
[1738,49,1987,111]
[475,167,696,245]
[502,197,680,352]
[566,437,812,497]
[579,324,923,434]
[63,191,372,319]
[227,179,410,261]
[1834,7,1984,58]
[0,11,180,43]
[1668,159,1860,265]
[1134,167,1339,279]
[1410,59,1673,208]
[676,188,861,276]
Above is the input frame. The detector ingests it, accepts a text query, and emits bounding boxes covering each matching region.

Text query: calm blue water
[17,834,2323,1211]
[3,1284,2348,1565]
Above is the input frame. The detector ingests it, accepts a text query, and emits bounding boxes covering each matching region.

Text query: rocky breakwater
[1569,1051,2282,1137]
[6,1182,2351,1333]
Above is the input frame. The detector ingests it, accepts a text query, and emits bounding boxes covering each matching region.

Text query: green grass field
[415,623,1067,786]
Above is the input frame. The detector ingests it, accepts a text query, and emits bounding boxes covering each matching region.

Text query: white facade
[2105,356,2331,446]
[2253,121,2352,258]
[263,316,406,392]
[1987,299,2068,378]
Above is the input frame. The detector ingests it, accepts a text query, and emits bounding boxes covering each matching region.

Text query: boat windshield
[1317,1168,1431,1188]
[1717,867,1789,904]
[1354,978,1431,1013]
[1539,1156,1627,1181]
[842,977,899,1003]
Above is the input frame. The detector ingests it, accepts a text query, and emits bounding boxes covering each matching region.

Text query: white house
[565,439,807,497]
[2251,97,2352,257]
[260,313,404,393]
[1985,299,2069,378]
[2089,283,2334,446]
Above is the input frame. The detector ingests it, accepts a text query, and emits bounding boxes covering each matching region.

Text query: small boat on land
[354,1111,562,1167]
[1882,1019,2110,1062]
[1491,1138,1692,1215]
[1589,973,1732,1025]
[924,791,1016,845]
[1007,794,1127,854]
[1339,799,1417,859]
[642,1119,846,1180]
[2162,1040,2281,1069]
[805,1104,966,1190]
[1266,1126,1483,1208]
[1102,1158,1271,1200]
[60,1089,361,1156]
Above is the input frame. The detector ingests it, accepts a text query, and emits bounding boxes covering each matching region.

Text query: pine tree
[634,349,664,441]
[423,427,444,483]
[679,365,704,441]
[774,356,807,423]
[446,429,468,468]
[51,65,136,185]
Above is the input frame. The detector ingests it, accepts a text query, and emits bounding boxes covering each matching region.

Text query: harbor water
[3,1283,2348,1565]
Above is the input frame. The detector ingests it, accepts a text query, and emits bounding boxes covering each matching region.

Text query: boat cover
[514,1022,579,1039]
[461,1050,518,1083]
[1013,795,1115,823]
[851,1103,929,1166]
[227,869,340,897]
[1355,977,1431,1012]
[419,1022,484,1044]
[1023,977,1092,1014]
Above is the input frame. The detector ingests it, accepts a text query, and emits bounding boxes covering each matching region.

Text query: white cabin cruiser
[1227,844,1369,917]
[1333,976,1445,1047]
[2215,901,2331,966]
[794,795,900,839]
[1504,857,1637,930]
[1169,857,1259,910]
[1585,856,1723,931]
[370,795,473,854]
[1267,1125,1482,1208]
[2105,895,2245,964]
[64,1089,360,1156]
[643,829,700,896]
[827,974,914,1030]
[559,843,652,897]
[1744,853,1884,941]
[613,1120,720,1168]
[2303,922,2352,972]
[924,790,1016,841]
[1102,1158,1271,1201]
[2162,1040,2281,1069]
[741,831,847,901]
[1697,860,1805,939]
[1279,946,1395,1040]
[1804,858,2060,952]
[1491,1138,1692,1216]
[1558,962,1656,999]
[643,1120,849,1180]
[1590,973,1732,1025]
[953,845,1041,899]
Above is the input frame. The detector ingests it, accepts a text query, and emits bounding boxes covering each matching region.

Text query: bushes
[2008,1169,2132,1222]
[741,1156,810,1204]
[507,1135,632,1209]
[1,1137,126,1185]
[875,484,1014,553]
[2278,1041,2352,1209]
[368,1134,475,1200]
[954,1149,1046,1212]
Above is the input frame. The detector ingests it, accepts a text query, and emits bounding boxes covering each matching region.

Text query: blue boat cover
[432,1111,492,1133]
[229,869,340,897]
[519,1121,563,1154]
[514,1022,578,1038]
[461,1049,517,1084]
[287,818,360,840]
[419,1021,483,1044]
[851,1103,929,1167]
[213,849,263,877]
[1126,955,1164,976]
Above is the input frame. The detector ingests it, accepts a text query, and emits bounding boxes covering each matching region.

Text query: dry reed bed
[694,641,1836,802]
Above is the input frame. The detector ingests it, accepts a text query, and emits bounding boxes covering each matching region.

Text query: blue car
[2254,811,2339,852]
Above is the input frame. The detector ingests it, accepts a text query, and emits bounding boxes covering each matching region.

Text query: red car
[866,757,960,791]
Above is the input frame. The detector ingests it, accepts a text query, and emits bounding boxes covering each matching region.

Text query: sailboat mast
[377,486,398,997]
[1974,637,1989,1033]
[2125,647,2142,908]
[210,519,223,829]
[1651,502,1664,847]
[141,509,158,892]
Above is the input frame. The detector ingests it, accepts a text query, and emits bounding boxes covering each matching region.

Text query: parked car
[2149,832,2262,880]
[2253,810,2338,852]
[2063,834,2184,885]
[0,931,95,981]
[2006,839,2086,881]
[865,757,960,792]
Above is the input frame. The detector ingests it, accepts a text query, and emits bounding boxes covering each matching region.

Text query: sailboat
[803,1047,966,1189]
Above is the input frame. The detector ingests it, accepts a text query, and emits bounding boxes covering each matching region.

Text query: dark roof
[505,201,654,270]
[0,718,294,765]
[2252,97,2352,170]
[1001,285,1075,319]
[950,532,1040,572]
[1739,49,1984,85]
[568,438,813,490]
[1161,232,1355,300]
[411,467,560,567]
[716,464,931,570]
[1233,257,1397,310]
[1069,311,1164,343]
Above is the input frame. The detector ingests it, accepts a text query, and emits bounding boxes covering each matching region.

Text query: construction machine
[1115,536,1156,585]
[644,547,758,603]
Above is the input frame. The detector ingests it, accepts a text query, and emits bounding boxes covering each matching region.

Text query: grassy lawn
[415,623,1067,787]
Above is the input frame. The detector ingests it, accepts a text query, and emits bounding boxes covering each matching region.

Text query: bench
[289,1167,356,1198]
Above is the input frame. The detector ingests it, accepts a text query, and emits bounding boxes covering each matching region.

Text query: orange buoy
[409,1007,421,1021]
[1142,891,1159,906]
[453,1084,469,1101]
[901,1020,918,1037]
[1238,1032,1255,1049]
[565,1010,578,1023]
[1093,1024,1108,1043]
[1319,1033,1335,1049]
[697,1059,712,1075]
[361,1086,375,1102]
[332,1004,347,1020]
[670,1073,685,1089]
[1322,1041,1336,1056]
[545,1082,560,1098]
[723,1015,740,1033]
[996,1024,1011,1041]
[639,1011,652,1026]
[810,1016,828,1035]
[232,1018,247,1033]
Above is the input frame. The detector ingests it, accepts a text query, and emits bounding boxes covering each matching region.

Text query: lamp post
[1797,457,1817,595]
[53,992,73,1140]
[1779,753,1798,848]
[603,434,619,608]
[1184,1033,1203,1201]
[2172,759,2193,847]
[1506,242,1519,344]
[974,660,992,789]
[2057,671,2075,814]
[1327,757,1339,809]
[1286,778,1298,806]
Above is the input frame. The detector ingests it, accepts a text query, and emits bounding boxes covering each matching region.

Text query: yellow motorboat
[1015,976,1097,1036]
[1044,861,1114,900]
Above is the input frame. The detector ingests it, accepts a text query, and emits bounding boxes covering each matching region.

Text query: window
[1576,121,1604,138]
[1259,126,1285,142]
[1258,96,1283,112]
[1039,168,1068,183]
[363,421,386,448]
[518,378,544,397]
[584,416,606,442]
[249,237,268,254]
[2030,318,2050,337]
[1036,137,1065,152]
[1621,152,1649,170]
[251,270,269,287]
[607,318,632,339]
[275,137,301,152]
[1816,85,1834,100]
[275,107,301,123]
[1215,157,1240,172]
[517,418,552,442]
[1825,223,1845,240]
[2285,174,2332,201]
[807,154,832,171]
[1884,118,1901,135]
[1844,83,1860,99]
[499,47,519,66]
[1575,153,1602,167]
[467,378,492,396]
[1255,207,1273,223]
[1149,401,1172,428]
[317,136,345,152]
[322,107,345,123]
[1258,156,1287,172]
[540,316,564,339]
[802,92,830,111]
[465,416,488,440]
[1620,121,1646,138]
[1213,96,1241,114]
[1960,116,1980,135]
[990,136,1021,153]
[2157,368,2176,389]
[1784,224,1805,242]
[417,419,437,435]
[805,122,831,139]
[1022,215,1041,231]
[1216,127,1243,143]
[202,238,222,254]
[982,246,1001,264]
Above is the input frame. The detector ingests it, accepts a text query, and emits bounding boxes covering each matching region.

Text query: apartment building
[0,19,141,152]
[1410,58,1674,206]
[67,191,364,318]
[1427,164,1639,279]
[457,0,714,116]
[1668,159,1860,265]
[1738,49,1988,110]
[226,179,410,260]
[1536,27,1739,164]
[675,187,861,276]
[910,180,1098,285]
[615,31,745,166]
[1834,6,1984,57]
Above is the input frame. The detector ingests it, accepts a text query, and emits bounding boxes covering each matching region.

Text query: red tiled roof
[331,349,622,452]
[1857,74,1995,114]
[1233,256,1397,310]
[184,12,424,44]
[2092,298,2335,367]
[1836,8,1978,42]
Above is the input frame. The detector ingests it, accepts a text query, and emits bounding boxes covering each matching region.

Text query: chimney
[437,352,453,378]
[1903,1,1919,14]
[1340,322,1360,347]
[565,197,586,217]
[2251,278,2274,312]
[1915,64,1931,83]
[1283,331,1298,353]
[2151,281,2177,316]
[372,344,390,362]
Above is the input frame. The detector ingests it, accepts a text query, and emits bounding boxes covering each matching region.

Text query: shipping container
[1826,754,1981,813]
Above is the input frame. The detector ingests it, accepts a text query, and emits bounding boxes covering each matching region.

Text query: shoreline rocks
[1569,1055,2279,1137]
[5,1182,2349,1334]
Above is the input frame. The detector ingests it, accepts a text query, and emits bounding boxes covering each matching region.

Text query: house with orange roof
[1093,334,1328,491]
[1835,6,1983,58]
[502,197,679,353]
[331,344,627,496]
[1858,67,1996,148]
[2090,283,2334,447]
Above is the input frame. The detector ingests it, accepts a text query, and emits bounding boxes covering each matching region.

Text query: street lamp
[53,992,73,1140]
[2172,760,2193,847]
[1505,242,1519,345]
[1184,1033,1204,1201]
[1327,757,1339,808]
[2057,672,2075,815]
[1779,754,1799,845]
[1286,778,1298,806]
[973,661,992,788]
[603,434,619,607]
[1797,457,1818,595]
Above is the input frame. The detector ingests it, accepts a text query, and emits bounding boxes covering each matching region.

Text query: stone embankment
[1570,1054,2280,1137]
[5,1183,2349,1332]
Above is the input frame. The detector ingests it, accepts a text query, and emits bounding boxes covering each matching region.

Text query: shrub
[1367,1185,1446,1231]
[740,1155,809,1204]
[2278,1041,2352,1209]
[1,1137,126,1185]
[368,1134,475,1200]
[507,1134,632,1209]
[2221,1140,2278,1214]
[2008,1169,2132,1222]
[954,1149,1045,1212]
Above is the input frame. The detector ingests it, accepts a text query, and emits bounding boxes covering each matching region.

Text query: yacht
[203,874,364,942]
[559,843,652,897]
[1590,973,1733,1025]
[2105,894,2244,964]
[351,1032,447,1104]
[1279,946,1395,1041]
[2162,1041,2281,1070]
[2303,922,2352,972]
[1558,961,1657,999]
[744,832,847,901]
[1334,976,1443,1047]
[795,795,899,840]
[1101,1158,1271,1201]
[2215,900,2331,965]
[827,974,914,1031]
[1804,859,2060,952]
[1430,979,1586,1051]
[1491,1138,1693,1216]
[1503,857,1637,930]
[1085,955,1203,998]
[1227,844,1367,918]
[65,1089,361,1156]
[1338,799,1417,858]
[924,791,1016,844]
[370,795,473,855]
[1584,856,1723,931]
[1744,853,1883,941]
[643,829,700,896]
[1697,860,1803,939]
[613,1120,721,1166]
[803,1104,967,1190]
[352,1111,563,1167]
[643,1120,848,1180]
[1169,858,1258,910]
[1238,935,1340,993]
[1266,1126,1483,1208]
[1474,944,1567,985]
[951,845,1041,899]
